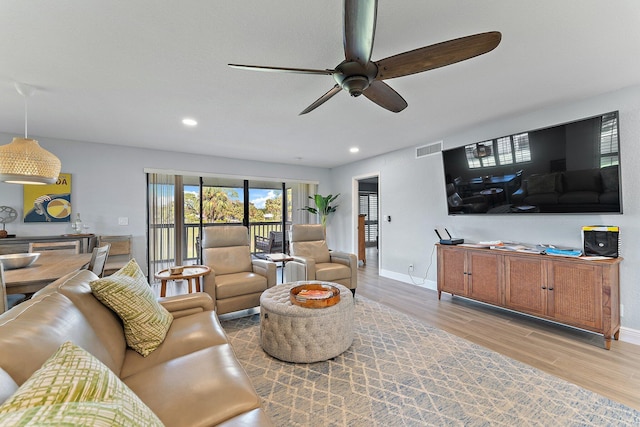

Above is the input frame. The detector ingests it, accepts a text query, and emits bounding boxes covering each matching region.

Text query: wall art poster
[23,173,72,223]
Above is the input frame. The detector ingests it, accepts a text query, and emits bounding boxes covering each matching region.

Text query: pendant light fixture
[0,83,61,185]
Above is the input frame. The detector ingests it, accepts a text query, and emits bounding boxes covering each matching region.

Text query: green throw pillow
[0,342,164,426]
[90,259,172,357]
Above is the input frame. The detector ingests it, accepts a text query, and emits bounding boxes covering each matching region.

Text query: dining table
[4,252,93,294]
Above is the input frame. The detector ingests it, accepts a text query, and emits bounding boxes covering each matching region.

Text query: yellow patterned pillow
[0,342,164,426]
[90,259,172,357]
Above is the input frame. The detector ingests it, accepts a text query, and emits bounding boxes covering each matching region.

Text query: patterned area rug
[221,296,640,426]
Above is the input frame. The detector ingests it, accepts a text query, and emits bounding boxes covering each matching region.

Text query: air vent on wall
[416,141,442,158]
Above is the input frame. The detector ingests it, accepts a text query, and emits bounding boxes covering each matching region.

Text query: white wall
[329,84,640,333]
[0,134,331,269]
[3,84,638,335]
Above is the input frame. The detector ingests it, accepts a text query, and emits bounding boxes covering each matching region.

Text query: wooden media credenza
[436,244,621,349]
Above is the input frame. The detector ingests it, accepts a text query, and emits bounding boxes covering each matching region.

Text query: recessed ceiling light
[350,147,360,153]
[182,118,198,127]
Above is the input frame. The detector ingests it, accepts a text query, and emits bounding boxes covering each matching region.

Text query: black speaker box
[582,226,619,258]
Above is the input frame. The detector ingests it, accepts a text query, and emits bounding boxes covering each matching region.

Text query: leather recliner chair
[202,226,276,314]
[284,224,357,295]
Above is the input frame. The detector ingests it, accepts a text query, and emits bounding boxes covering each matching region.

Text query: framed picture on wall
[23,173,72,223]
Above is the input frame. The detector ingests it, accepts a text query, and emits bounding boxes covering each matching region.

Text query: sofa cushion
[601,165,619,193]
[0,342,163,426]
[205,246,253,275]
[558,191,600,204]
[90,259,173,357]
[34,270,127,374]
[525,193,559,205]
[124,345,262,427]
[599,191,620,205]
[293,240,331,263]
[0,292,116,387]
[120,310,231,378]
[315,263,352,282]
[563,169,601,193]
[527,173,561,195]
[215,272,268,299]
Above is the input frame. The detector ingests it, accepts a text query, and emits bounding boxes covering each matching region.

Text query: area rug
[221,296,640,426]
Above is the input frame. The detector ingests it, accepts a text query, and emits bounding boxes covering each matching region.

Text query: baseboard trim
[379,269,437,291]
[620,326,640,345]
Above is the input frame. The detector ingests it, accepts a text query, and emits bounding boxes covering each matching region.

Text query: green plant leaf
[299,193,340,226]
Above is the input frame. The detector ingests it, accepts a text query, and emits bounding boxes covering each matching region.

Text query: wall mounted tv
[442,111,621,215]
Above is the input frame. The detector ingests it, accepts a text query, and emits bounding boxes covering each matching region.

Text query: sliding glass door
[148,171,317,280]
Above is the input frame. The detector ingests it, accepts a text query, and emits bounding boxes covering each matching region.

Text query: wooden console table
[0,234,96,255]
[436,244,621,349]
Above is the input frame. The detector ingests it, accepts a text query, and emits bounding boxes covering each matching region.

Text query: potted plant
[301,194,339,231]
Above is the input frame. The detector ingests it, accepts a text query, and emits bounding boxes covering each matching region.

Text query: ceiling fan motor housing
[333,61,378,97]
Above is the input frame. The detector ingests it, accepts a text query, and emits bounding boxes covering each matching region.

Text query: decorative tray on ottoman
[290,283,341,309]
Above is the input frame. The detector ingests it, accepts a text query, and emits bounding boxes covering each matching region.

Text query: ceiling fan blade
[375,31,502,80]
[363,81,407,113]
[343,0,377,65]
[299,84,342,115]
[228,64,334,76]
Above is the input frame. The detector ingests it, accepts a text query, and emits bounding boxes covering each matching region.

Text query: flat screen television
[442,111,622,215]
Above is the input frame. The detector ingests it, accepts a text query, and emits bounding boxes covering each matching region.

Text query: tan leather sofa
[0,269,273,427]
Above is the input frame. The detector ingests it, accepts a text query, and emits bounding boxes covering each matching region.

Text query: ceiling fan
[229,0,501,115]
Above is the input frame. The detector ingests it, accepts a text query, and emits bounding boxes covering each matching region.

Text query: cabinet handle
[548,287,554,291]
[542,286,546,289]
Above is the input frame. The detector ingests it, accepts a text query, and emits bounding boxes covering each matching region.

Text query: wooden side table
[154,265,211,297]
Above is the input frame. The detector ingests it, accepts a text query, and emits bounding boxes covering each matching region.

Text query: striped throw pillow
[0,342,163,426]
[90,259,172,357]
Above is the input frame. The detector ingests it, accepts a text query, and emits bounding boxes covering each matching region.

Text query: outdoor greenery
[184,187,283,224]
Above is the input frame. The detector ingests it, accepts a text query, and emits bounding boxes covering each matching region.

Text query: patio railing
[150,221,290,265]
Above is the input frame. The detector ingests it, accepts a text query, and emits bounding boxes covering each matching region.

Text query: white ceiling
[1,1,640,169]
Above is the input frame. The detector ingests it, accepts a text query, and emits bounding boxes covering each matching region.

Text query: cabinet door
[504,255,546,316]
[437,246,467,296]
[468,251,501,305]
[547,261,602,330]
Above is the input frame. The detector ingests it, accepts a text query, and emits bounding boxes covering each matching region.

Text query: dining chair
[97,235,132,276]
[28,240,80,254]
[0,264,26,313]
[87,244,110,278]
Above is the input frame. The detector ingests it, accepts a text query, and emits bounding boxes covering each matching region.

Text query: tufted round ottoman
[260,281,354,363]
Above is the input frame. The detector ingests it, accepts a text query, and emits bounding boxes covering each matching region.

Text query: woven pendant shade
[0,137,61,185]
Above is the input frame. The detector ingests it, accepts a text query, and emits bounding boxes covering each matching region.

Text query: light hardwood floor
[358,247,640,411]
[158,249,640,410]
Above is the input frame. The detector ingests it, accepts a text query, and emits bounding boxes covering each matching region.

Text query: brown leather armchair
[202,226,276,314]
[284,224,357,295]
